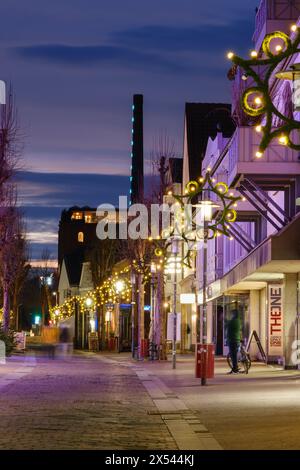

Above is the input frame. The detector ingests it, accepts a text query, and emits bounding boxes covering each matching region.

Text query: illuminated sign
[268,285,284,357]
[180,293,196,305]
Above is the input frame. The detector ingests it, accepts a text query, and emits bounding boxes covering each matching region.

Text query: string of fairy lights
[227,24,300,156]
[50,259,155,321]
[51,266,133,321]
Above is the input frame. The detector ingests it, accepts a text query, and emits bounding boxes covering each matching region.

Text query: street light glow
[115,280,125,293]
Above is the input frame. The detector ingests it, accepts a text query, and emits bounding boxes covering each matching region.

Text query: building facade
[193,0,300,367]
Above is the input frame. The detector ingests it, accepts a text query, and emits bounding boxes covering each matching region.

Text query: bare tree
[10,219,30,330]
[150,132,176,186]
[87,238,119,288]
[0,188,24,332]
[0,86,24,333]
[38,248,55,325]
[121,235,151,359]
[86,238,119,348]
[0,85,23,189]
[149,134,179,359]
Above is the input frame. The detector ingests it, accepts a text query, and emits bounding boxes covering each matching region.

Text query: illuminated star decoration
[153,172,241,269]
[227,25,300,157]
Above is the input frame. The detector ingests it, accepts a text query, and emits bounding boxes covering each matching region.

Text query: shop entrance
[214,293,250,356]
[119,305,132,352]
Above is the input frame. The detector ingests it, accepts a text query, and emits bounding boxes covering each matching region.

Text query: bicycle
[227,341,252,374]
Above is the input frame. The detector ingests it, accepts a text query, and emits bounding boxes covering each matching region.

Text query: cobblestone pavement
[0,352,177,450]
[137,355,300,450]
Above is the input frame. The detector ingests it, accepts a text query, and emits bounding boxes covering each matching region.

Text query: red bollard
[140,339,149,358]
[195,343,215,379]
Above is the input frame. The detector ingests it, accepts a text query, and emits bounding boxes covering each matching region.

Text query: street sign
[167,313,181,341]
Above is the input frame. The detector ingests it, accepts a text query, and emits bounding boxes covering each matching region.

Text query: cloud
[13,44,188,73]
[18,171,160,259]
[111,20,253,55]
[27,231,58,244]
[12,18,253,75]
[16,171,130,207]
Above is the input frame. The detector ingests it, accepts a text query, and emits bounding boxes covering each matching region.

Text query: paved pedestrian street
[2,352,300,450]
[0,353,178,450]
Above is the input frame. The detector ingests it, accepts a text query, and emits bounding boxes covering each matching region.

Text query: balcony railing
[224,127,300,186]
[253,0,300,47]
[253,0,268,46]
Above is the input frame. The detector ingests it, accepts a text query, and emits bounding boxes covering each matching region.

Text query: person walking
[227,309,241,374]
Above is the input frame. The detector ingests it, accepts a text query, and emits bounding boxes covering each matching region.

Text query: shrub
[0,329,15,356]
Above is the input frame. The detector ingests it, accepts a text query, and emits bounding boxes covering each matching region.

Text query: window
[71,212,83,220]
[64,289,71,299]
[85,214,92,223]
[78,232,84,243]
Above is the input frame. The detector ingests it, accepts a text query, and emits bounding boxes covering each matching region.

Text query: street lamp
[114,279,125,353]
[150,263,158,360]
[167,172,241,383]
[193,198,218,386]
[165,237,182,370]
[54,308,60,325]
[115,280,125,294]
[130,269,136,358]
[82,297,93,349]
[52,291,58,305]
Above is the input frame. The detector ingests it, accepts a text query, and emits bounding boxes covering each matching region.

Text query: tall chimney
[129,94,144,205]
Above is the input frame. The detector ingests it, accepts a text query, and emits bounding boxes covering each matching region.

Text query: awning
[203,213,300,299]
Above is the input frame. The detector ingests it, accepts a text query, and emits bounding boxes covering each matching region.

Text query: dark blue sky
[0,0,259,259]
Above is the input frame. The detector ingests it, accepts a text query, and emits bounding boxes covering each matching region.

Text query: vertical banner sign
[0,81,5,105]
[268,285,284,356]
[167,313,181,341]
[293,77,300,112]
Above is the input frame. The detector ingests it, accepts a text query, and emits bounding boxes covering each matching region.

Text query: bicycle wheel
[240,354,251,374]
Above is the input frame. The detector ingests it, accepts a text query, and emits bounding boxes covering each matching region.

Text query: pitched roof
[185,103,235,181]
[64,249,84,286]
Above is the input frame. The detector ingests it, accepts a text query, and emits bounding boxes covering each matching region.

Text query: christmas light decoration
[227,27,300,155]
[151,172,241,269]
[50,266,134,320]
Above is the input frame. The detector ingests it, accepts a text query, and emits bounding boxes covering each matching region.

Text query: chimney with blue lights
[129,94,144,205]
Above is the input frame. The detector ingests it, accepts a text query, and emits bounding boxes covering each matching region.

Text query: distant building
[57,206,131,351]
[183,103,235,188]
[57,207,97,302]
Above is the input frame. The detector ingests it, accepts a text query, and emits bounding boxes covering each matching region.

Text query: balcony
[253,0,300,51]
[223,127,300,187]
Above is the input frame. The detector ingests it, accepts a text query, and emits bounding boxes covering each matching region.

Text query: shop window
[78,232,84,243]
